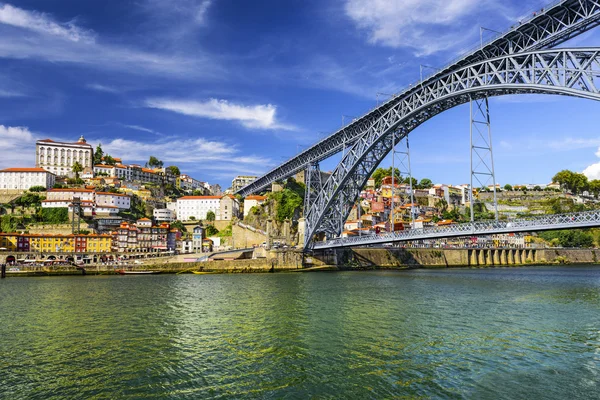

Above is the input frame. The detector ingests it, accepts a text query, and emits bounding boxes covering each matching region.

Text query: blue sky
[1,0,600,188]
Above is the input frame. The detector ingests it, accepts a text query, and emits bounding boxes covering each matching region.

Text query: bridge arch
[305,48,600,247]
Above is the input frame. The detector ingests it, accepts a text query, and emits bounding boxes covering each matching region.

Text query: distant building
[36,135,93,177]
[243,195,267,217]
[192,225,205,252]
[231,175,257,193]
[0,232,112,253]
[177,196,221,221]
[0,167,55,192]
[41,188,130,216]
[154,208,176,222]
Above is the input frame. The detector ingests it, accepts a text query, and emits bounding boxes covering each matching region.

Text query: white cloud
[0,89,26,97]
[583,162,600,179]
[0,125,38,167]
[194,0,212,25]
[85,83,120,94]
[121,124,157,135]
[144,98,297,130]
[0,4,218,79]
[0,3,94,43]
[344,0,515,56]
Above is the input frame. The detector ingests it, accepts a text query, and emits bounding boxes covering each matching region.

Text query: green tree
[148,156,163,168]
[94,144,104,165]
[371,167,401,188]
[189,216,196,221]
[170,220,187,233]
[166,165,180,176]
[503,184,513,191]
[206,210,216,222]
[539,229,594,248]
[418,178,433,189]
[28,186,47,192]
[404,177,418,187]
[589,179,600,198]
[552,170,589,194]
[103,155,116,165]
[72,161,83,180]
[205,225,219,236]
[40,208,69,224]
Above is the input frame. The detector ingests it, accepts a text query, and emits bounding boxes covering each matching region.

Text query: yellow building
[1,233,112,253]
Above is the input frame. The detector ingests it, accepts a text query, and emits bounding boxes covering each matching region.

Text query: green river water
[1,266,599,399]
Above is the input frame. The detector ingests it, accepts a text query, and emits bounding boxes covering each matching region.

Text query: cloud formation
[344,0,503,56]
[0,3,94,43]
[145,98,297,130]
[0,3,217,79]
[0,125,38,166]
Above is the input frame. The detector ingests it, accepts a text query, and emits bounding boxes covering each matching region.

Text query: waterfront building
[192,225,204,252]
[0,167,55,193]
[111,220,173,252]
[231,175,257,193]
[243,195,267,217]
[0,233,112,253]
[177,174,206,192]
[36,136,93,177]
[154,208,176,222]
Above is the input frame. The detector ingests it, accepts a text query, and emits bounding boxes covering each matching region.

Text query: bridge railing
[313,210,600,249]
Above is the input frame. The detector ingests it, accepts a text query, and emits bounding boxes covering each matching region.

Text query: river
[1,266,599,399]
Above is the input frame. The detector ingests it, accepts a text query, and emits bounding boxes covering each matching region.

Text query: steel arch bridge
[304,48,600,247]
[237,0,600,198]
[235,0,600,249]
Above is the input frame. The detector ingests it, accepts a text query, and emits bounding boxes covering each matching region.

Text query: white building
[95,192,131,209]
[220,195,240,221]
[243,195,267,217]
[36,136,93,177]
[41,188,130,216]
[0,168,55,193]
[177,196,221,221]
[154,208,176,222]
[231,175,257,193]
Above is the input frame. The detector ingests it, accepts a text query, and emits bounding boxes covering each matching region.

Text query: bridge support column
[478,249,485,265]
[515,249,522,265]
[469,96,498,222]
[297,218,306,249]
[266,219,273,250]
[283,219,291,245]
[493,249,500,265]
[508,250,514,265]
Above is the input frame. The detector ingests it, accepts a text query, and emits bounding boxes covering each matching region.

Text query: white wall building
[243,195,267,217]
[154,208,176,222]
[36,136,93,177]
[0,168,55,193]
[177,196,221,221]
[42,188,130,216]
[95,192,131,209]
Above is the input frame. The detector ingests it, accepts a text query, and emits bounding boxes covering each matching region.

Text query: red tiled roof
[49,188,94,193]
[37,139,92,147]
[96,192,129,197]
[245,195,266,201]
[179,196,221,200]
[0,167,50,173]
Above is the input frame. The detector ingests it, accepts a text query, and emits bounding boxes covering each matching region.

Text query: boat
[116,269,161,275]
[192,271,216,275]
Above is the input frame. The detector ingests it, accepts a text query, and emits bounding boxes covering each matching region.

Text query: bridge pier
[493,249,500,265]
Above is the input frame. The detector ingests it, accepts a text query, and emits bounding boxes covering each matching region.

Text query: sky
[1,0,600,189]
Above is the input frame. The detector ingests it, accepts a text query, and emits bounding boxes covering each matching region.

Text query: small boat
[116,269,161,275]
[192,271,214,275]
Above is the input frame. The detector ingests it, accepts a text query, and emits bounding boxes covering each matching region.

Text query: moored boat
[116,269,161,275]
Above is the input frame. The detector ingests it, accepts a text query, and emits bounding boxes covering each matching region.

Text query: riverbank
[3,248,600,277]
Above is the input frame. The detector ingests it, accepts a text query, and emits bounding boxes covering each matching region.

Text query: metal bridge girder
[304,48,600,248]
[237,0,600,197]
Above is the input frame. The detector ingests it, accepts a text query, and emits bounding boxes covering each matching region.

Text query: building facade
[177,196,221,221]
[153,208,176,222]
[243,195,267,217]
[219,195,240,221]
[111,220,174,252]
[231,176,257,193]
[0,233,112,253]
[36,136,93,177]
[0,168,55,193]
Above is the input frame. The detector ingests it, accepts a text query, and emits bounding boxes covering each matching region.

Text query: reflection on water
[1,266,599,399]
